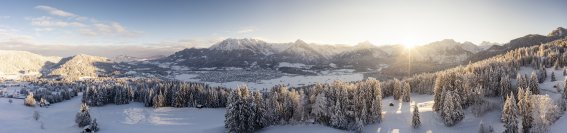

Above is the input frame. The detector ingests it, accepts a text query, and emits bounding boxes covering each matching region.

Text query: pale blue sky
[0,0,565,47]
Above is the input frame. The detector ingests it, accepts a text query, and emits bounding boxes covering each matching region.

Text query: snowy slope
[0,50,61,76]
[260,94,505,133]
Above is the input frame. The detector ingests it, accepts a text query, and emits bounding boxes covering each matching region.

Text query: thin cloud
[35,5,77,17]
[30,16,86,27]
[237,28,254,34]
[31,5,141,37]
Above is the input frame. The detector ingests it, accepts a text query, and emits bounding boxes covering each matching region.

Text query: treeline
[428,39,567,130]
[363,38,567,130]
[225,80,383,132]
[82,78,230,108]
[28,80,83,104]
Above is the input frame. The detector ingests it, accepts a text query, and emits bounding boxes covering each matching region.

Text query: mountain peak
[354,41,375,49]
[210,38,268,51]
[548,27,567,37]
[294,39,307,44]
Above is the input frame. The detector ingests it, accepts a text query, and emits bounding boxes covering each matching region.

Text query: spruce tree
[252,91,266,129]
[75,103,92,127]
[521,89,533,133]
[441,91,464,126]
[225,88,241,133]
[501,75,513,101]
[517,87,526,115]
[402,82,411,102]
[313,92,328,124]
[91,118,99,132]
[393,79,402,100]
[529,72,540,94]
[503,94,519,133]
[412,103,421,128]
[433,74,445,112]
[551,71,556,81]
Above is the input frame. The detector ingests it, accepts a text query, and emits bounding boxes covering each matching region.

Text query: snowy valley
[1,1,567,133]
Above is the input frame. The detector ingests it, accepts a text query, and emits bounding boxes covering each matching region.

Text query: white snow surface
[0,94,226,133]
[2,67,567,133]
[174,70,364,89]
[261,95,505,133]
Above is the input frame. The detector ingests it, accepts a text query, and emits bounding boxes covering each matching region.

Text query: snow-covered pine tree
[441,90,464,126]
[313,92,329,124]
[393,79,402,100]
[517,74,527,90]
[501,75,513,101]
[252,91,266,129]
[521,89,533,133]
[24,92,36,107]
[225,88,241,133]
[502,94,518,133]
[529,72,540,94]
[412,103,421,128]
[370,79,383,123]
[402,82,411,102]
[75,103,92,127]
[370,96,382,123]
[517,87,526,115]
[551,71,556,81]
[433,74,445,112]
[91,118,99,132]
[153,91,165,108]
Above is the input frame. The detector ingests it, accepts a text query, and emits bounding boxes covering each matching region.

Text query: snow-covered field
[1,67,566,133]
[0,94,226,133]
[175,69,364,89]
[0,94,506,133]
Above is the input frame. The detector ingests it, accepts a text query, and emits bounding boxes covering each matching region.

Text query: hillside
[0,50,61,78]
[47,54,113,80]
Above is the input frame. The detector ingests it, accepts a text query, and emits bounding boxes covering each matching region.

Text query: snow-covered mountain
[467,27,567,63]
[161,38,489,70]
[548,27,567,37]
[209,38,275,55]
[0,50,61,76]
[47,54,113,80]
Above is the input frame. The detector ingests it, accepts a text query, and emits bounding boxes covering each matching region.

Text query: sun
[403,43,417,49]
[401,39,418,49]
